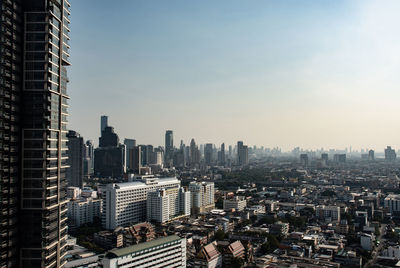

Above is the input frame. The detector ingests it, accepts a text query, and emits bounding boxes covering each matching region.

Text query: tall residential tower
[0,0,71,267]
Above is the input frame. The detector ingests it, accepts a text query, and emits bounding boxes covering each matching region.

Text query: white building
[315,205,341,222]
[67,186,81,199]
[147,187,191,223]
[102,176,180,229]
[189,181,215,214]
[384,194,400,213]
[102,235,186,268]
[223,196,247,211]
[67,198,102,227]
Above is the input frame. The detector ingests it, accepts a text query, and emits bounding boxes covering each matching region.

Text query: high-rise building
[237,141,249,166]
[147,187,190,223]
[368,149,375,161]
[189,181,215,214]
[300,154,309,167]
[83,140,94,176]
[385,146,396,161]
[102,176,181,229]
[123,138,136,170]
[101,115,108,136]
[218,143,226,166]
[189,138,200,168]
[164,130,173,166]
[94,126,126,178]
[321,153,328,163]
[204,143,213,166]
[0,0,71,266]
[67,130,85,188]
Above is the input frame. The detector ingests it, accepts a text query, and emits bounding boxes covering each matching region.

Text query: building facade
[0,0,72,267]
[189,181,215,214]
[67,197,101,227]
[102,235,187,268]
[66,130,84,187]
[102,176,181,229]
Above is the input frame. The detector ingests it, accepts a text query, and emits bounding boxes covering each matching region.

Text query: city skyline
[68,0,400,150]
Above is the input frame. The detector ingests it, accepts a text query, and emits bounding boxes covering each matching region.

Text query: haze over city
[67,0,400,150]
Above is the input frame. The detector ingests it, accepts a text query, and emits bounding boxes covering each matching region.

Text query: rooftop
[106,235,182,258]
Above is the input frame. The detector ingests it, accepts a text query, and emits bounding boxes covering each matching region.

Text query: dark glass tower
[0,0,71,267]
[164,130,173,166]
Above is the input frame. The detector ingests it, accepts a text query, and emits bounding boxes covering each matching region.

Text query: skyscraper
[67,130,85,188]
[124,138,136,170]
[0,0,71,266]
[165,130,173,166]
[101,115,108,136]
[95,126,126,178]
[204,143,213,166]
[237,141,249,166]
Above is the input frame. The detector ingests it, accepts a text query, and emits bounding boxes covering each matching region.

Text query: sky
[68,0,400,151]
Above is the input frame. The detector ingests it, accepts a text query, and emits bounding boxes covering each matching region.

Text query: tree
[259,234,280,254]
[231,257,245,268]
[215,229,226,241]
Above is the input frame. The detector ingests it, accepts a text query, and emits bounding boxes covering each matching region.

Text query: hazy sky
[68,0,400,151]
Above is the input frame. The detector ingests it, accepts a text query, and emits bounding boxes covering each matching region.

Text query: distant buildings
[124,138,136,171]
[101,115,108,135]
[237,141,249,166]
[204,143,214,166]
[300,154,309,167]
[94,125,126,178]
[190,139,201,168]
[333,154,346,163]
[102,235,187,268]
[385,146,397,161]
[165,130,174,167]
[189,181,215,214]
[67,130,85,188]
[368,149,374,160]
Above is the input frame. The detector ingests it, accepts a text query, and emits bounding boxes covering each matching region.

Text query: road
[363,223,386,268]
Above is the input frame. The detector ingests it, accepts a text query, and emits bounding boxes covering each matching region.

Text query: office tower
[189,181,215,214]
[368,149,375,161]
[321,153,328,163]
[123,138,136,170]
[164,130,173,166]
[100,115,108,136]
[94,126,125,178]
[204,143,213,166]
[141,144,153,166]
[130,145,142,173]
[0,0,72,267]
[66,130,84,188]
[385,146,396,161]
[300,154,309,167]
[102,176,181,229]
[102,235,187,268]
[189,138,200,168]
[237,141,249,166]
[151,147,163,166]
[333,154,346,163]
[83,140,94,176]
[218,143,226,166]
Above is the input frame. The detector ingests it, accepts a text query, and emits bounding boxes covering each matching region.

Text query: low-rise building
[223,196,247,212]
[102,235,186,268]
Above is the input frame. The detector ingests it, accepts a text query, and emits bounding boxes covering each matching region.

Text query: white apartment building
[68,198,102,227]
[189,181,215,214]
[102,176,180,229]
[384,194,400,213]
[315,205,341,222]
[102,235,186,268]
[223,196,247,212]
[147,187,191,223]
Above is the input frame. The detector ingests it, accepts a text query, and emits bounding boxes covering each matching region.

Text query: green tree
[215,229,226,241]
[231,257,245,268]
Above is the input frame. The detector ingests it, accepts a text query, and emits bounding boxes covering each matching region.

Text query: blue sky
[68,0,400,150]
